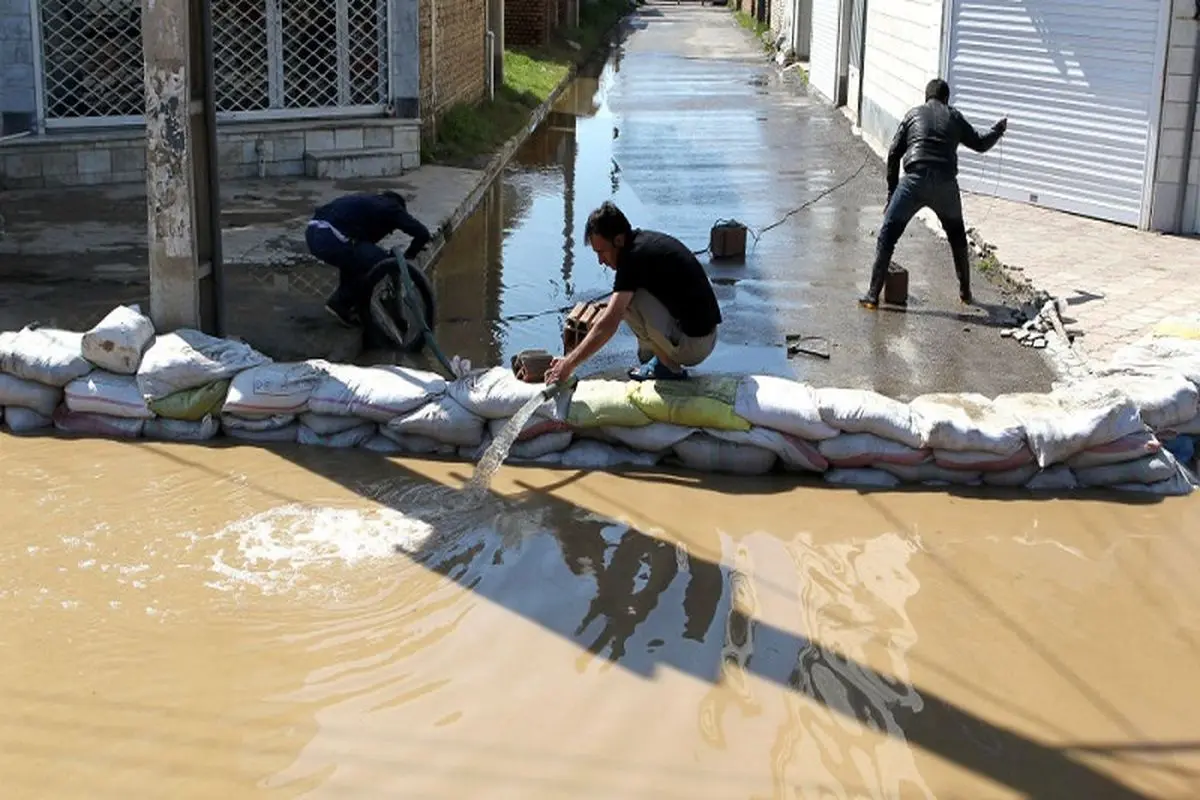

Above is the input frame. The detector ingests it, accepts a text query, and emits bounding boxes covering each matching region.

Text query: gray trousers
[623,289,718,367]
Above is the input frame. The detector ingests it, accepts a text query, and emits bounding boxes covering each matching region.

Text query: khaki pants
[623,289,718,367]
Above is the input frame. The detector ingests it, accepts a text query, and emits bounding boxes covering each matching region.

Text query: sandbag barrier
[2,305,1199,497]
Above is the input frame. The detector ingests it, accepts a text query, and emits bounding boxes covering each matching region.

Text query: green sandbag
[148,380,230,421]
[629,375,750,431]
[567,379,652,428]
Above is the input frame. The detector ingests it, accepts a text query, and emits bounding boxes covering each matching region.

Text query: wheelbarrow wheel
[369,261,437,354]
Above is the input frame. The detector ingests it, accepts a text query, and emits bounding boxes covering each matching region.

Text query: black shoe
[858,295,879,310]
[960,292,975,306]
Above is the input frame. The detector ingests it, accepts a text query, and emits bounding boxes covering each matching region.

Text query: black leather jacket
[887,100,1004,193]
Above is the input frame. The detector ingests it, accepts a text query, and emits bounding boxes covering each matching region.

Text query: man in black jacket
[859,79,1007,309]
[305,190,432,327]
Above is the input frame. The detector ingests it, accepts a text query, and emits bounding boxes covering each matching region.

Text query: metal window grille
[38,0,144,123]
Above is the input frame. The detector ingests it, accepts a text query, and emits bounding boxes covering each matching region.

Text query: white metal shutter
[810,0,842,103]
[945,0,1166,226]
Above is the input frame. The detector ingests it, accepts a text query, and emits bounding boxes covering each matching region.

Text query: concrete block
[334,127,364,150]
[401,151,420,170]
[217,140,246,166]
[1170,17,1196,48]
[1159,127,1187,159]
[1150,180,1181,231]
[112,147,145,173]
[0,0,32,15]
[394,127,420,154]
[1167,44,1194,77]
[364,126,392,148]
[274,135,305,160]
[4,152,38,178]
[1160,99,1190,130]
[1158,155,1185,185]
[77,148,112,175]
[41,151,77,177]
[109,170,145,185]
[304,129,336,152]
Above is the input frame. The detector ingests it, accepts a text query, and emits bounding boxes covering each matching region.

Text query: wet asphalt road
[431,1,1054,398]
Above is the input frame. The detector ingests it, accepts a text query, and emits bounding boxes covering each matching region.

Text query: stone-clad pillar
[389,0,420,118]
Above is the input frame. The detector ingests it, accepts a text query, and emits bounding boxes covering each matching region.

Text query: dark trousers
[868,169,972,301]
[305,225,390,310]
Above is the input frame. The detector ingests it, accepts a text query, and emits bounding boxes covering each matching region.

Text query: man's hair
[380,190,407,209]
[925,79,951,103]
[584,201,632,242]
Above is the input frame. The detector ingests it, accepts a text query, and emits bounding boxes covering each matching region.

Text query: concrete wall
[1150,0,1200,233]
[419,0,487,125]
[857,0,943,152]
[0,0,36,136]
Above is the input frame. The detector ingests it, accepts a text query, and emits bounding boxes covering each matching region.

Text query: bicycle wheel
[369,261,437,353]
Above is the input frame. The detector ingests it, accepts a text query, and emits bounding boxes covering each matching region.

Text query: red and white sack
[222,361,326,418]
[65,372,153,419]
[53,406,143,438]
[601,423,696,452]
[815,388,924,449]
[818,432,929,468]
[993,386,1146,468]
[708,427,828,472]
[673,434,777,476]
[390,396,486,447]
[733,376,839,440]
[1066,431,1161,470]
[934,446,1035,472]
[309,364,446,422]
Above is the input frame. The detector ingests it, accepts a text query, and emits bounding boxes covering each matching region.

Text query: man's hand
[994,117,1009,135]
[544,356,573,386]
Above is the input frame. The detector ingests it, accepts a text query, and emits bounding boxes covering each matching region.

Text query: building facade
[0,0,491,189]
[801,0,1200,235]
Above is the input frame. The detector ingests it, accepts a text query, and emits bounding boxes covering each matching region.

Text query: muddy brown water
[2,434,1198,798]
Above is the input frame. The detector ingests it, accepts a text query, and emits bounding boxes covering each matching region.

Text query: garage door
[810,0,842,104]
[945,0,1167,226]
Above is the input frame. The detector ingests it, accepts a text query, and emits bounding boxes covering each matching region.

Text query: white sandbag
[0,373,62,418]
[1066,432,1161,470]
[53,407,143,438]
[4,406,52,433]
[377,426,461,456]
[0,327,92,387]
[459,435,494,461]
[1166,414,1200,435]
[878,461,982,486]
[1025,466,1079,492]
[363,434,405,455]
[673,434,777,475]
[1112,456,1196,496]
[934,446,1035,473]
[910,393,1025,455]
[224,424,299,444]
[993,387,1146,468]
[558,440,661,469]
[815,388,923,449]
[1089,369,1199,431]
[143,415,221,442]
[487,414,571,442]
[1108,336,1200,388]
[384,396,485,447]
[510,431,574,460]
[982,464,1041,488]
[824,468,901,488]
[136,330,270,400]
[818,432,929,467]
[64,372,153,419]
[299,413,367,436]
[1075,453,1178,487]
[308,364,446,422]
[297,422,375,449]
[447,367,554,419]
[222,361,326,418]
[708,427,828,472]
[81,304,155,374]
[734,376,839,440]
[601,423,696,452]
[221,413,295,432]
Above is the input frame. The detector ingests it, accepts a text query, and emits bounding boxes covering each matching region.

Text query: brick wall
[0,0,36,135]
[506,0,556,47]
[418,0,487,125]
[1150,0,1200,233]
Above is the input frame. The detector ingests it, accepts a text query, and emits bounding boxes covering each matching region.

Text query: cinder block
[274,135,305,160]
[304,129,335,152]
[1164,74,1194,104]
[364,126,393,148]
[41,151,76,176]
[111,147,145,173]
[334,127,364,150]
[1160,128,1187,159]
[3,151,38,178]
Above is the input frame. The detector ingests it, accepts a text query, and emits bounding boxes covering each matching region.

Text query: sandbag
[878,462,982,486]
[147,380,230,421]
[143,415,221,442]
[137,330,269,400]
[384,396,486,447]
[1026,466,1079,492]
[1076,453,1178,487]
[601,422,695,452]
[815,388,923,449]
[1165,414,1200,435]
[558,440,660,469]
[4,406,52,433]
[222,361,326,418]
[224,424,300,444]
[673,434,777,475]
[0,373,62,418]
[818,433,929,468]
[993,386,1146,468]
[630,376,750,431]
[297,422,376,449]
[447,367,551,419]
[363,434,405,455]
[566,379,652,428]
[1066,432,1161,470]
[53,407,143,438]
[734,375,839,440]
[0,327,92,387]
[1089,368,1199,431]
[510,431,574,460]
[487,414,571,443]
[81,305,155,374]
[309,364,446,422]
[934,446,1034,472]
[910,393,1024,455]
[708,427,828,472]
[982,464,1041,487]
[1108,336,1200,388]
[459,435,494,461]
[221,414,294,433]
[377,426,461,456]
[299,413,368,436]
[824,468,901,488]
[65,372,153,419]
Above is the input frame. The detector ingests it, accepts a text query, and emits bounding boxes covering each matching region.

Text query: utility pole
[141,0,224,334]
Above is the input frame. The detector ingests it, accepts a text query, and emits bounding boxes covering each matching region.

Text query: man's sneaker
[628,357,688,382]
[325,302,360,328]
[858,295,879,310]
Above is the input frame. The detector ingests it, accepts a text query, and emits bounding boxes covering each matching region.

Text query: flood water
[2,435,1199,798]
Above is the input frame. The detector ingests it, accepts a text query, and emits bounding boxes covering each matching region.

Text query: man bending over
[545,202,722,384]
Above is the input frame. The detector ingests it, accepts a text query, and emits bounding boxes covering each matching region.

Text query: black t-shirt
[612,229,722,337]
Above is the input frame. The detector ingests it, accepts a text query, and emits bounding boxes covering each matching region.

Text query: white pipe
[486,31,496,101]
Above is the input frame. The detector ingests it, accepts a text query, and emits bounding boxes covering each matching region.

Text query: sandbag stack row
[1,305,1197,497]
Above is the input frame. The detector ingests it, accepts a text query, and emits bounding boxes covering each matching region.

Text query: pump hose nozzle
[541,374,579,400]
